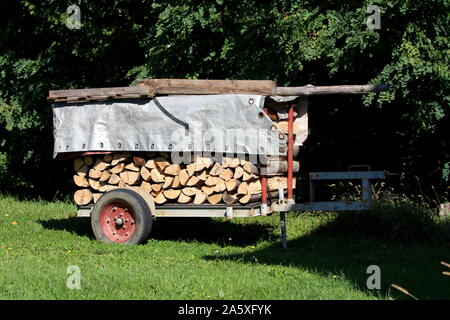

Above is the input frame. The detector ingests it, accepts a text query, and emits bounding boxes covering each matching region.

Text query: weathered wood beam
[275,84,388,96]
[48,81,388,103]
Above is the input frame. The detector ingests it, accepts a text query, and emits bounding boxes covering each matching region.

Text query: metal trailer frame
[51,81,389,246]
[74,101,389,248]
[77,169,388,248]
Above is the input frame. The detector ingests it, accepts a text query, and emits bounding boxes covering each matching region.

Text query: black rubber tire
[91,189,153,244]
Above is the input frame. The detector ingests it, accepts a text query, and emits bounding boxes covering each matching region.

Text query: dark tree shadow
[39,216,275,246]
[203,210,450,300]
[150,218,275,246]
[39,217,94,239]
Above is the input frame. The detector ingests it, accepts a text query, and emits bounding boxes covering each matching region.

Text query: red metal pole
[287,104,294,201]
[261,175,267,204]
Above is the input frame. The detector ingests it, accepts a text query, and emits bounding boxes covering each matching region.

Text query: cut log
[242,171,258,182]
[182,187,198,197]
[237,182,249,195]
[213,178,226,192]
[140,181,152,193]
[186,163,196,177]
[201,185,215,195]
[125,162,140,172]
[207,193,222,205]
[229,158,240,168]
[84,156,94,166]
[196,170,208,181]
[221,157,233,168]
[274,121,300,134]
[178,169,190,186]
[73,175,89,187]
[140,166,152,181]
[219,168,233,181]
[186,175,201,187]
[150,168,165,183]
[205,176,220,187]
[200,156,214,169]
[178,193,192,204]
[260,160,300,175]
[164,164,181,176]
[239,194,252,204]
[108,173,121,185]
[127,171,141,185]
[209,163,223,176]
[152,191,167,204]
[76,164,89,177]
[133,156,146,166]
[234,166,244,179]
[144,159,156,169]
[74,158,84,171]
[152,183,163,192]
[225,179,241,192]
[93,193,102,203]
[118,180,127,188]
[89,169,102,179]
[74,189,93,206]
[193,190,207,204]
[172,175,181,188]
[103,154,113,163]
[154,157,170,171]
[110,163,125,174]
[248,180,262,195]
[99,170,111,182]
[223,192,238,205]
[89,179,101,190]
[111,153,130,166]
[163,189,181,199]
[267,176,296,191]
[93,158,110,171]
[242,161,258,174]
[98,183,108,192]
[163,175,174,189]
[119,171,129,184]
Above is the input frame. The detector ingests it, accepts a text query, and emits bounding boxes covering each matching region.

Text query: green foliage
[0,1,448,198]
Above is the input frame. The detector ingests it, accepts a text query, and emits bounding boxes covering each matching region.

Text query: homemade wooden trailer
[49,79,389,246]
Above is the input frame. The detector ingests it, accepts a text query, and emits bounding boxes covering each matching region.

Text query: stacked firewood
[73,152,295,206]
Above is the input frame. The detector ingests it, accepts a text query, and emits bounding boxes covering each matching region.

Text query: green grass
[0,195,449,300]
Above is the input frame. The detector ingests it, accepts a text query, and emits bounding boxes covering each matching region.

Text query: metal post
[309,174,315,202]
[260,174,268,214]
[280,212,287,248]
[361,178,372,209]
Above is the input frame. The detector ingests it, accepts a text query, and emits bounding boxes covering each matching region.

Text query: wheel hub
[100,201,136,242]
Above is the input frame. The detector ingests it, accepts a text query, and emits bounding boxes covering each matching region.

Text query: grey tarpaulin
[52,94,287,158]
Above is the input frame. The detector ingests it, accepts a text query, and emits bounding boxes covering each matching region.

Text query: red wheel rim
[100,200,136,242]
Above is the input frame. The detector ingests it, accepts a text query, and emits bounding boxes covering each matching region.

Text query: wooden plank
[50,82,387,103]
[48,86,151,101]
[136,79,276,95]
[275,84,388,96]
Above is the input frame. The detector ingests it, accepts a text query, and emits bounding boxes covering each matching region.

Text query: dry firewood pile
[73,152,295,206]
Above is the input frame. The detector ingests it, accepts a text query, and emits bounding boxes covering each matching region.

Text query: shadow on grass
[151,218,275,246]
[39,216,275,246]
[39,217,94,239]
[38,203,450,299]
[203,205,450,300]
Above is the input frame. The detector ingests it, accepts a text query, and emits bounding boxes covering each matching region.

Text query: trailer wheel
[91,189,152,244]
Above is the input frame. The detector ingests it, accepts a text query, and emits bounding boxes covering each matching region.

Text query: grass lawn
[0,196,448,300]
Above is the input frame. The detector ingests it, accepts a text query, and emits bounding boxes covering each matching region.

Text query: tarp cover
[52,94,287,158]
